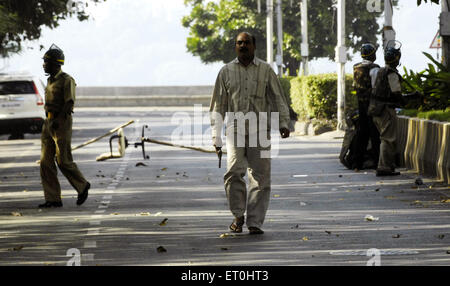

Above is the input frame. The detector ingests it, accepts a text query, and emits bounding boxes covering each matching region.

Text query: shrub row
[280,74,357,121]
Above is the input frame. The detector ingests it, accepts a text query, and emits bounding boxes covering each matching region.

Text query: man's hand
[280,127,290,139]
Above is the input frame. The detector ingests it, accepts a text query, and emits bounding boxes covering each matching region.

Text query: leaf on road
[11,212,22,217]
[161,168,167,171]
[273,194,280,198]
[140,212,151,216]
[441,199,450,203]
[156,246,167,253]
[219,233,236,238]
[159,218,168,226]
[302,236,309,241]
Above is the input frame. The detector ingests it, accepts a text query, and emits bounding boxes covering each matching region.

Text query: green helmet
[43,44,65,65]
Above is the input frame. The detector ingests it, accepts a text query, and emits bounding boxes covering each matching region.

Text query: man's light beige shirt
[210,57,290,147]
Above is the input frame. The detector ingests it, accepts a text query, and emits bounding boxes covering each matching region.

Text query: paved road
[0,107,449,266]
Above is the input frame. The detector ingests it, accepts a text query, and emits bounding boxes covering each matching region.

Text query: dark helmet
[43,44,65,65]
[384,46,401,66]
[361,43,377,59]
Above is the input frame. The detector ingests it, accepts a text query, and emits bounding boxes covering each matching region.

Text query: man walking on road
[38,44,90,208]
[210,32,291,235]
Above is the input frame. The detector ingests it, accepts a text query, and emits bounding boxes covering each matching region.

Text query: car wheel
[8,133,25,140]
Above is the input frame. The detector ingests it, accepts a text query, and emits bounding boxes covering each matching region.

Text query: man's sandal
[229,216,245,233]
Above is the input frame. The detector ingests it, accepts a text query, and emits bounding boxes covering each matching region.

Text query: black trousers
[354,100,381,169]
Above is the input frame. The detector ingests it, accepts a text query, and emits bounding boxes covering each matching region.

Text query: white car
[0,72,46,139]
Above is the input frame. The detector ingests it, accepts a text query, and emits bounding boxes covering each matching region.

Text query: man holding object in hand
[210,32,291,235]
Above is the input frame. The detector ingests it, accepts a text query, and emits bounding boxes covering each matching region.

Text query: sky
[0,0,443,86]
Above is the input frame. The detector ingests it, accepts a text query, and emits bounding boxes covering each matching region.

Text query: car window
[0,81,34,95]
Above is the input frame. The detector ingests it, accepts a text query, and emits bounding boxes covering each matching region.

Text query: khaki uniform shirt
[210,57,290,147]
[44,70,76,114]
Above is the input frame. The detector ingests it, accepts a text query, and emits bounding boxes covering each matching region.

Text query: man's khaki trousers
[373,107,398,172]
[40,116,88,202]
[224,132,271,229]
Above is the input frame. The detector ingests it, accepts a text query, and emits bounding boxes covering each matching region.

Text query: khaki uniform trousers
[224,132,271,229]
[40,115,88,202]
[373,106,398,172]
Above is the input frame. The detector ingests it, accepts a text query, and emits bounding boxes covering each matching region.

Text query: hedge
[399,108,450,122]
[280,74,357,121]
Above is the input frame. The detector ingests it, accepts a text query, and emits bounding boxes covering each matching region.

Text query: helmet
[361,43,377,59]
[43,44,65,65]
[384,46,401,65]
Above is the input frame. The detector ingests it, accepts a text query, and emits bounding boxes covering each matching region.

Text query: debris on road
[325,231,332,235]
[392,234,401,238]
[219,233,236,238]
[139,212,151,216]
[437,234,445,239]
[302,236,309,241]
[11,212,22,217]
[159,218,168,226]
[364,215,379,222]
[156,246,167,253]
[8,245,24,251]
[415,177,424,186]
[135,162,148,167]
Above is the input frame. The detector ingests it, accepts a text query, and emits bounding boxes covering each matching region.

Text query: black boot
[77,182,90,206]
[38,201,63,208]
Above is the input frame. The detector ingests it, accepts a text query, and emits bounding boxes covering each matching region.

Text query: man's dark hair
[236,32,256,46]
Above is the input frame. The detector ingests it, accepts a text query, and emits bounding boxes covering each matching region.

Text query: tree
[182,0,398,76]
[0,0,106,57]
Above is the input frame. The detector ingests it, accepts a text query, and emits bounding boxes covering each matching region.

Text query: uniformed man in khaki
[210,32,291,235]
[38,44,90,208]
[369,44,417,177]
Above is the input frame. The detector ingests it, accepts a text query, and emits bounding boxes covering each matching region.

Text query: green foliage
[402,52,450,111]
[182,0,395,76]
[287,74,356,120]
[399,108,450,122]
[0,0,106,57]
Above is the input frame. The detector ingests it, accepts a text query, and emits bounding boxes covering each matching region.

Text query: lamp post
[276,0,283,76]
[441,0,450,69]
[300,0,309,75]
[335,0,346,131]
[383,0,396,49]
[267,0,274,69]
